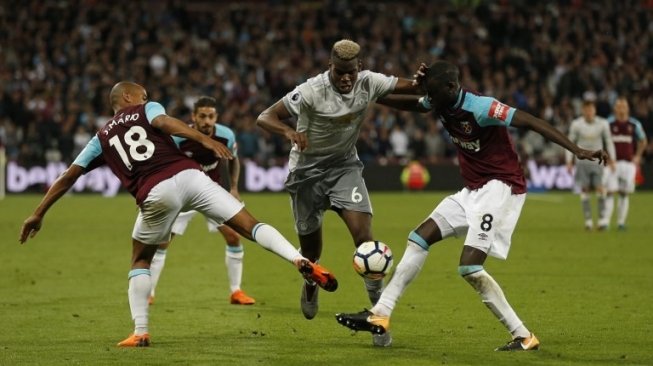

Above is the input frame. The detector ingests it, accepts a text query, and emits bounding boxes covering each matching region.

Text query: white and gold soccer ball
[352,240,393,280]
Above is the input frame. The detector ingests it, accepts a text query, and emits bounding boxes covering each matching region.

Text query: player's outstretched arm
[19,165,84,244]
[256,100,308,151]
[391,62,429,94]
[152,115,233,160]
[376,94,430,112]
[511,110,608,164]
[228,155,241,200]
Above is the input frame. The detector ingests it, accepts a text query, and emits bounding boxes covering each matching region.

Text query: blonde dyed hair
[332,39,360,61]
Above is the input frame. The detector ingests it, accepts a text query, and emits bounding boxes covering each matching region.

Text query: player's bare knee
[226,209,258,240]
[344,223,372,246]
[219,225,241,245]
[459,245,487,266]
[353,233,373,246]
[131,240,158,268]
[414,218,442,244]
[224,233,240,245]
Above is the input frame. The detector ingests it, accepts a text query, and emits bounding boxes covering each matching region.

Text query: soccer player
[19,81,337,347]
[602,97,648,230]
[256,39,424,347]
[565,99,615,231]
[148,96,255,306]
[335,61,608,351]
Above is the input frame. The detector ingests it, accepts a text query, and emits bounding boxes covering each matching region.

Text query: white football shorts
[429,179,525,260]
[603,160,636,193]
[132,169,244,245]
[171,210,222,235]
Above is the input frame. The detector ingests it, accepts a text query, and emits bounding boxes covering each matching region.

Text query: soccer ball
[352,241,393,279]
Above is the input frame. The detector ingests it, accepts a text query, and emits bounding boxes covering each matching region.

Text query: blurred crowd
[1,0,652,167]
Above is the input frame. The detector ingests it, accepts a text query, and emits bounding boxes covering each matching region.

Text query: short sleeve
[72,135,104,171]
[632,118,647,140]
[171,135,185,147]
[281,84,312,118]
[145,101,166,123]
[216,124,238,156]
[463,94,516,127]
[366,71,398,100]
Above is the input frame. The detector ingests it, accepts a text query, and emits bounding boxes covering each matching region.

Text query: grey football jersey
[282,70,398,171]
[565,116,616,164]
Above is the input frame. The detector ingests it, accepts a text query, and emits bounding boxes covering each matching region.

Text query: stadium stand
[1,0,651,167]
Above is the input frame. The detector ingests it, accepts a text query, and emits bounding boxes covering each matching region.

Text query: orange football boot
[296,260,338,292]
[230,290,256,305]
[117,333,150,347]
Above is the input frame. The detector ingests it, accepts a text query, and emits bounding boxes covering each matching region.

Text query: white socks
[226,244,244,293]
[149,249,167,297]
[602,194,614,227]
[367,233,532,340]
[252,223,303,263]
[462,269,530,339]
[617,194,629,225]
[128,269,151,335]
[372,242,428,317]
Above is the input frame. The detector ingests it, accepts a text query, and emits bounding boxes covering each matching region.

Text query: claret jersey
[607,116,646,162]
[175,124,237,183]
[73,102,200,204]
[424,89,526,194]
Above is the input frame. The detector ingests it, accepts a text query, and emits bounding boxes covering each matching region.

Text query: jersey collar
[452,89,464,109]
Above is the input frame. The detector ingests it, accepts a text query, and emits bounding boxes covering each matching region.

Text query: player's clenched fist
[285,130,308,151]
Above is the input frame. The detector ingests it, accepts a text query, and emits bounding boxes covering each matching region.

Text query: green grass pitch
[1,192,652,365]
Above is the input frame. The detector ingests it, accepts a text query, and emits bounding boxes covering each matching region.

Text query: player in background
[565,99,616,231]
[256,39,425,347]
[19,81,337,347]
[602,97,648,230]
[335,61,607,351]
[148,96,255,306]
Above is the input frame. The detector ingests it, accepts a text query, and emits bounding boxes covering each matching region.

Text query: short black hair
[425,61,459,85]
[193,96,218,112]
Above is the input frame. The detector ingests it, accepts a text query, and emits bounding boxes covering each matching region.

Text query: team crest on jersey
[460,121,473,134]
[356,91,369,106]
